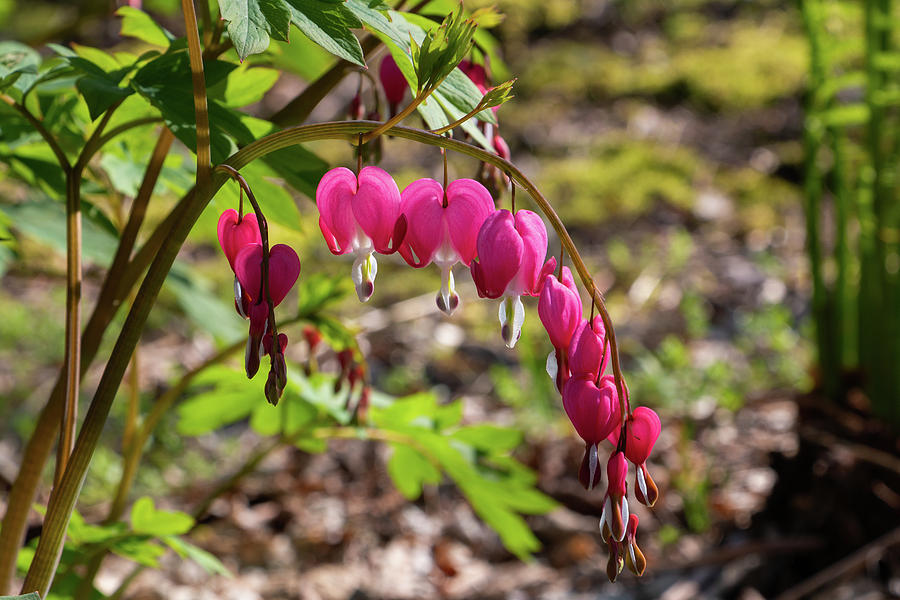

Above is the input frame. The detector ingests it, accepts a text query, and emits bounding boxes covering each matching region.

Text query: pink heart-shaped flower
[399,178,495,268]
[624,406,661,466]
[217,209,261,270]
[316,166,403,256]
[538,266,583,351]
[234,243,301,307]
[562,375,617,445]
[568,316,610,379]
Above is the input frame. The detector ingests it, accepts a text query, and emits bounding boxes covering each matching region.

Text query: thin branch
[182,0,211,184]
[91,117,164,155]
[0,94,70,171]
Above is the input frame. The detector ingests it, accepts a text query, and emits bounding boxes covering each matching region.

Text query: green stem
[0,94,70,169]
[182,0,211,184]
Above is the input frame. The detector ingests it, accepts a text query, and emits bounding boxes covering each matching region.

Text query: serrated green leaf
[177,366,259,435]
[286,0,365,67]
[131,497,195,536]
[117,6,175,47]
[387,444,441,499]
[219,0,293,61]
[163,536,231,576]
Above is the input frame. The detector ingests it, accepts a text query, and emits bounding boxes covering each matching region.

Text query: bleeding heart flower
[539,266,582,391]
[600,451,629,543]
[234,243,301,307]
[316,166,406,302]
[470,209,556,347]
[218,209,261,269]
[609,406,661,507]
[568,315,611,380]
[218,209,262,318]
[398,177,495,314]
[563,374,619,490]
[379,55,407,116]
[233,243,300,379]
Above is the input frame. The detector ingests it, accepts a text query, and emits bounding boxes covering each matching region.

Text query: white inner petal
[545,349,558,381]
[637,464,648,501]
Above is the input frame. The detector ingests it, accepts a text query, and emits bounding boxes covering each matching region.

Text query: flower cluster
[538,272,662,580]
[217,53,661,582]
[217,208,300,405]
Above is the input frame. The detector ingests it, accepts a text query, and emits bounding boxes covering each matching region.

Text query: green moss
[538,139,699,225]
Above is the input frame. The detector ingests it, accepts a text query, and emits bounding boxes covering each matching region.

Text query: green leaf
[131,50,250,161]
[166,265,245,340]
[409,5,476,93]
[286,0,365,67]
[117,6,175,47]
[0,594,42,600]
[131,497,195,536]
[297,272,352,316]
[451,425,521,453]
[0,41,40,97]
[110,538,167,567]
[76,73,134,120]
[209,65,280,107]
[260,144,330,198]
[387,444,441,499]
[345,0,408,47]
[219,0,293,62]
[250,388,317,436]
[1,198,118,266]
[163,536,231,576]
[177,366,259,435]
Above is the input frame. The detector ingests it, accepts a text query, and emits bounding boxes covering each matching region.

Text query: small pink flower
[217,209,261,269]
[316,166,406,302]
[398,177,495,314]
[568,315,610,380]
[218,209,262,318]
[233,243,300,378]
[538,266,582,391]
[563,374,619,490]
[600,451,629,543]
[379,55,407,115]
[470,209,556,347]
[610,406,662,507]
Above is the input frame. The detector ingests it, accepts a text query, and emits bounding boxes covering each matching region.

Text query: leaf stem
[0,94,70,170]
[182,0,211,185]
